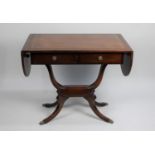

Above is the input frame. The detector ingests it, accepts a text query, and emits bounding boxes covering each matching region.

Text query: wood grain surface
[22,34,133,53]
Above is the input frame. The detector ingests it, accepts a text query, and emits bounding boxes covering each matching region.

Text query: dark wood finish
[21,53,31,76]
[40,94,68,125]
[22,34,132,53]
[79,54,122,64]
[31,53,123,64]
[39,64,113,125]
[31,53,77,64]
[121,53,133,76]
[21,34,133,124]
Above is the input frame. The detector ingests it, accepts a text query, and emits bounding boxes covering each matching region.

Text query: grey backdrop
[0,23,154,130]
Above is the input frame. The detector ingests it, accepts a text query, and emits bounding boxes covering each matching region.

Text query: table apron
[31,53,123,64]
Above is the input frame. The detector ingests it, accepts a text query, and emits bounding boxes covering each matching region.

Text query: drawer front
[31,54,78,64]
[31,53,122,64]
[79,54,122,64]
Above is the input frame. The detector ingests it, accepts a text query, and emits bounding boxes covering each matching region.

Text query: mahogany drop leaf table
[21,34,133,125]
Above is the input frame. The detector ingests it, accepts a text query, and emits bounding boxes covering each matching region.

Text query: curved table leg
[84,95,113,123]
[95,101,108,107]
[42,101,58,108]
[92,94,108,107]
[42,95,59,108]
[39,96,68,125]
[41,64,113,124]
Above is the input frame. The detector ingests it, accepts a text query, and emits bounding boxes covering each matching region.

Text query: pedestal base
[39,65,113,125]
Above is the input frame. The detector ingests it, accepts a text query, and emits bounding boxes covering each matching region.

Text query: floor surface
[0,82,154,130]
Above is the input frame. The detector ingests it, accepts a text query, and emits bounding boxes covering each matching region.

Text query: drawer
[31,53,78,64]
[79,54,122,64]
[31,53,123,64]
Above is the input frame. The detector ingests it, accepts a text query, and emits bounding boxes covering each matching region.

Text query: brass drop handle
[52,56,57,61]
[98,55,103,61]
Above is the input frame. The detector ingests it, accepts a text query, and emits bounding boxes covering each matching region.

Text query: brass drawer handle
[52,56,57,61]
[98,56,103,61]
